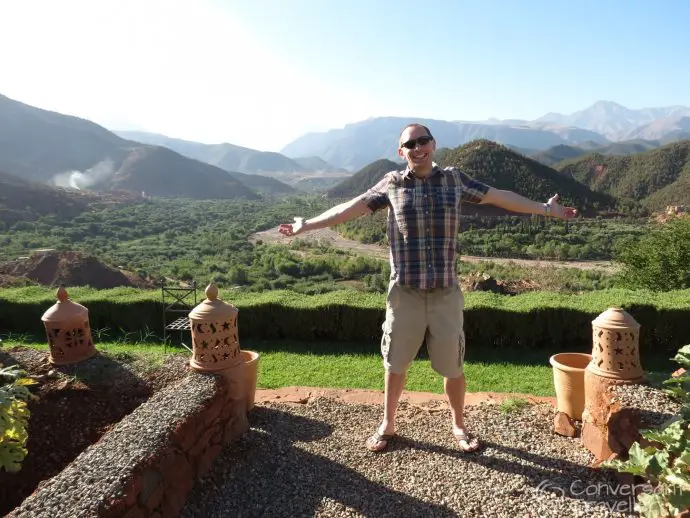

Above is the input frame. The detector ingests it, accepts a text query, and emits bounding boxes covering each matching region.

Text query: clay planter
[589,307,643,381]
[241,350,260,411]
[549,352,592,420]
[41,287,96,365]
[188,284,241,373]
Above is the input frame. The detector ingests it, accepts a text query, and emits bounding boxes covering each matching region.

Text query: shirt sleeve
[455,168,490,204]
[359,172,392,212]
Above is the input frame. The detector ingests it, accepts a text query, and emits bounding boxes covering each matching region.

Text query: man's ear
[397,147,404,159]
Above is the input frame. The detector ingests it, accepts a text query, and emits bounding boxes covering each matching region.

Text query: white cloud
[0,0,382,151]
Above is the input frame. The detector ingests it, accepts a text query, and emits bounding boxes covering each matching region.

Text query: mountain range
[533,101,690,140]
[326,141,616,217]
[115,131,350,192]
[0,94,266,199]
[2,91,689,215]
[524,139,663,167]
[114,131,344,176]
[280,101,690,171]
[554,140,690,212]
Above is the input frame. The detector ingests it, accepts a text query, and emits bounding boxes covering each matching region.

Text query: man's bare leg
[366,370,406,451]
[444,373,480,451]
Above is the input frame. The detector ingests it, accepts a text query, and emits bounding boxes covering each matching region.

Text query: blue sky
[1,0,688,150]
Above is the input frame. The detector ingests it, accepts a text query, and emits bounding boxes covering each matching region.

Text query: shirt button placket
[424,184,432,278]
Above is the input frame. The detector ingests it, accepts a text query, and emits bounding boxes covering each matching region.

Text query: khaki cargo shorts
[380,280,466,379]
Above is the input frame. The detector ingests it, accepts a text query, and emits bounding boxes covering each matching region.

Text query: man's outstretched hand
[548,194,578,220]
[279,217,305,237]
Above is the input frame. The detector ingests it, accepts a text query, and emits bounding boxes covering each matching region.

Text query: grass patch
[499,397,532,414]
[242,339,556,395]
[1,338,675,397]
[4,286,690,310]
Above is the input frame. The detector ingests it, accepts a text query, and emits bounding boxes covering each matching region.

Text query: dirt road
[250,227,617,272]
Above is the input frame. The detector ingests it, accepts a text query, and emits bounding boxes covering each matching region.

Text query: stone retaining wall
[9,370,248,517]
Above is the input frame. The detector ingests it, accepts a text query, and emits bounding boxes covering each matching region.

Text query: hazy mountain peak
[589,100,629,110]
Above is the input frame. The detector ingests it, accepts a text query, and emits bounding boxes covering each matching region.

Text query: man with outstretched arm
[279,123,578,453]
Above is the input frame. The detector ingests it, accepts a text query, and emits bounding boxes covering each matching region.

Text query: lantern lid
[41,287,89,322]
[188,283,238,320]
[592,307,640,330]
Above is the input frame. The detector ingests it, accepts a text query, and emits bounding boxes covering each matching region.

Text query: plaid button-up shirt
[362,164,490,290]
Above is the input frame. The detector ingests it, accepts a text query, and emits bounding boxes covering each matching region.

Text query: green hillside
[0,170,89,226]
[598,139,660,155]
[117,131,337,185]
[530,144,586,166]
[555,139,690,210]
[326,159,400,199]
[436,139,616,214]
[111,146,259,199]
[325,141,616,214]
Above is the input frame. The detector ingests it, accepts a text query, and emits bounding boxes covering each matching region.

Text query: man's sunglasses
[401,135,434,150]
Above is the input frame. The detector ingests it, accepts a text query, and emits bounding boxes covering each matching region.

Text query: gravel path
[183,399,635,517]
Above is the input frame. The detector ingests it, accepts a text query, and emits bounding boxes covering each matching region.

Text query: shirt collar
[402,162,442,179]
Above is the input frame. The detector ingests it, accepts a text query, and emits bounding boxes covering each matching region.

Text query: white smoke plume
[53,158,116,190]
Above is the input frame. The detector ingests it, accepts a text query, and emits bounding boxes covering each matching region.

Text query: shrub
[2,287,689,356]
[616,218,690,291]
[0,365,36,472]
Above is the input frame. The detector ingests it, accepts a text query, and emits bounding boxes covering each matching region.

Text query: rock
[553,412,577,437]
[581,372,643,463]
[581,371,681,464]
[462,273,509,294]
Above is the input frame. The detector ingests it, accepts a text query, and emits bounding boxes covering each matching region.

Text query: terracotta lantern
[582,307,645,461]
[188,284,241,372]
[588,307,643,381]
[41,286,96,365]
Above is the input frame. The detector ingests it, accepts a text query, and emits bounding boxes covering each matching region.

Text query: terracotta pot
[241,350,260,411]
[188,284,241,373]
[41,287,96,365]
[549,352,592,420]
[589,307,643,380]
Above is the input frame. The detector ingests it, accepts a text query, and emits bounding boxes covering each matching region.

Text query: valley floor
[250,226,618,273]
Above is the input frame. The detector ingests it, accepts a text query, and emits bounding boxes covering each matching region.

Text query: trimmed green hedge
[1,287,689,354]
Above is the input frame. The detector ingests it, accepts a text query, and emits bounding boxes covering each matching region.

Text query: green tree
[616,217,690,291]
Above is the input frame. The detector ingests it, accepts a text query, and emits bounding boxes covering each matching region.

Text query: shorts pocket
[380,319,392,359]
[386,282,401,310]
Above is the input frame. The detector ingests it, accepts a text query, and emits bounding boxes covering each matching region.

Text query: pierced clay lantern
[588,307,643,381]
[41,287,96,365]
[582,307,645,462]
[188,284,241,372]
